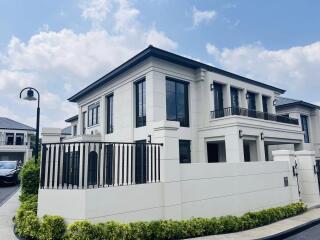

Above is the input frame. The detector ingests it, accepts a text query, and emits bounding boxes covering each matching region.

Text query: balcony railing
[210,107,299,125]
[0,141,28,146]
[40,141,163,190]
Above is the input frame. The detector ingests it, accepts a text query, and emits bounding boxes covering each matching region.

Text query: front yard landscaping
[14,160,307,240]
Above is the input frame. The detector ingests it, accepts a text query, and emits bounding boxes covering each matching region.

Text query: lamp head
[24,89,37,101]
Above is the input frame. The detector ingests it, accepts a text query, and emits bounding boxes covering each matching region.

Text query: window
[106,94,114,133]
[262,96,269,113]
[166,78,189,127]
[301,115,310,143]
[5,133,14,145]
[73,125,77,136]
[82,112,86,134]
[213,83,224,118]
[88,103,100,127]
[230,87,239,115]
[135,79,146,127]
[247,92,256,117]
[15,133,24,145]
[179,140,191,163]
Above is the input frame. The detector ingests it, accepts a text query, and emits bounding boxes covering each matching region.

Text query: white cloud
[0,0,177,129]
[80,0,112,25]
[206,42,320,101]
[146,27,177,50]
[192,7,216,27]
[0,106,19,120]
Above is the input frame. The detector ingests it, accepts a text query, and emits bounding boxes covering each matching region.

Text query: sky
[0,0,320,129]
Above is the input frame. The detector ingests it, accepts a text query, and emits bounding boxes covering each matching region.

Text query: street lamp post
[20,87,40,163]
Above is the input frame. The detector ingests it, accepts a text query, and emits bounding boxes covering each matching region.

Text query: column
[153,120,182,220]
[257,137,266,161]
[225,129,244,163]
[295,150,320,207]
[100,96,106,138]
[256,93,263,112]
[239,88,247,108]
[272,150,300,203]
[223,84,231,108]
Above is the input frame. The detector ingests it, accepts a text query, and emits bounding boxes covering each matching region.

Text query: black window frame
[15,133,24,145]
[301,114,310,143]
[82,111,86,134]
[73,125,77,136]
[179,140,191,164]
[166,77,190,127]
[106,94,114,134]
[135,79,146,128]
[87,102,100,127]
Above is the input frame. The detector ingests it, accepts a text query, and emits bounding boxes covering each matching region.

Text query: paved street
[285,224,320,240]
[0,185,19,207]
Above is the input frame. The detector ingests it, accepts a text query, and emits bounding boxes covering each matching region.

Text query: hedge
[15,201,307,240]
[19,159,40,196]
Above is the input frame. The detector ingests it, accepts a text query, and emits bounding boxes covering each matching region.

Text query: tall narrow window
[301,115,310,143]
[179,140,191,163]
[106,94,114,133]
[82,112,86,134]
[15,133,24,145]
[166,78,189,127]
[135,79,146,127]
[230,87,239,115]
[262,96,269,120]
[73,125,77,136]
[5,133,14,145]
[247,92,256,117]
[88,103,100,127]
[213,83,224,118]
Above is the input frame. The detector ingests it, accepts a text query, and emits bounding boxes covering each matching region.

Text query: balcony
[40,141,162,189]
[210,107,299,125]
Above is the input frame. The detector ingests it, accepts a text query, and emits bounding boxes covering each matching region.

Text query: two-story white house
[274,97,320,159]
[0,117,35,163]
[39,46,316,223]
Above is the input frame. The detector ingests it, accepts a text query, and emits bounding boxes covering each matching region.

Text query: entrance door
[135,140,146,184]
[244,143,251,162]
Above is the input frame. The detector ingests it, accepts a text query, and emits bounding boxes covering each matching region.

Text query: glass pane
[166,80,177,121]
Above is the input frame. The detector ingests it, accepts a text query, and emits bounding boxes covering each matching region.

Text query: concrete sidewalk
[0,189,20,240]
[193,207,320,240]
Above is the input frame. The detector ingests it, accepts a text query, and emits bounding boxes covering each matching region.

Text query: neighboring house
[0,117,35,162]
[274,97,320,159]
[39,46,318,223]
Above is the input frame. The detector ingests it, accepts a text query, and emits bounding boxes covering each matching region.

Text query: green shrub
[20,159,40,196]
[67,221,101,240]
[15,201,307,240]
[19,194,38,213]
[39,215,66,240]
[15,209,41,239]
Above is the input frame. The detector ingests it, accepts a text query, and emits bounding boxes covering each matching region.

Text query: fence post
[295,150,320,207]
[153,120,182,220]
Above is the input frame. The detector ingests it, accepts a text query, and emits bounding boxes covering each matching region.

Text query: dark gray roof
[61,126,72,135]
[276,97,320,109]
[65,115,78,123]
[0,117,35,131]
[68,45,285,102]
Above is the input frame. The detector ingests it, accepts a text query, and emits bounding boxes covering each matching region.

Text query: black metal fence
[210,107,299,125]
[40,142,162,189]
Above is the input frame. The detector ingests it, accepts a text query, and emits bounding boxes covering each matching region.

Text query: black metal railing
[210,107,299,125]
[40,142,163,189]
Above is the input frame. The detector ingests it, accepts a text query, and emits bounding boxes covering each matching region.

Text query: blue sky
[0,0,319,128]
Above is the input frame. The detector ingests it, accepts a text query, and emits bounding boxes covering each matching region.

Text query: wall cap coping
[153,120,179,131]
[295,150,316,156]
[272,150,295,157]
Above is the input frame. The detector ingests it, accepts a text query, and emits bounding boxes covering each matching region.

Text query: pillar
[225,130,244,163]
[295,150,320,207]
[153,120,182,220]
[272,150,300,203]
[223,84,231,108]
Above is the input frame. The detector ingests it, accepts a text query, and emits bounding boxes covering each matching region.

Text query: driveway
[285,224,320,240]
[0,184,19,207]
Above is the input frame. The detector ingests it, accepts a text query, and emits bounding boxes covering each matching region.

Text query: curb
[257,217,320,240]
